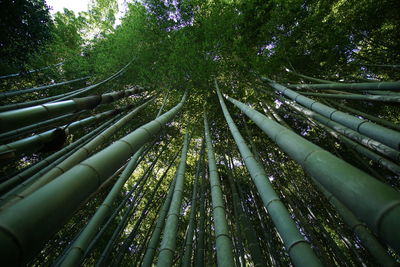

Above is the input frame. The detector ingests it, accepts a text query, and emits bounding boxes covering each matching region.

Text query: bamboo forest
[0,0,400,266]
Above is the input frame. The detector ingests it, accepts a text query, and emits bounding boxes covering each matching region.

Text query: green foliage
[1,0,400,266]
[0,0,52,74]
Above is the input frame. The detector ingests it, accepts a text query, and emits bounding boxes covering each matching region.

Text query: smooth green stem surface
[225,93,400,254]
[0,92,186,265]
[216,82,322,267]
[262,78,400,150]
[204,111,235,267]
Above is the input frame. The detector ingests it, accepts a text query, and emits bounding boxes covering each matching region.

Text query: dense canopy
[0,0,399,266]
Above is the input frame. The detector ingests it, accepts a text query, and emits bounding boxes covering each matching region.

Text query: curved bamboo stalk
[133,210,159,267]
[57,147,146,267]
[156,130,190,267]
[58,93,171,266]
[141,176,177,267]
[215,83,322,267]
[285,69,335,84]
[2,98,154,208]
[312,179,397,267]
[262,78,400,150]
[112,149,180,266]
[0,116,117,197]
[96,172,153,266]
[194,154,206,267]
[0,111,86,143]
[295,91,400,103]
[181,141,204,267]
[204,112,236,267]
[278,97,400,162]
[287,81,400,91]
[0,77,89,99]
[364,90,400,96]
[224,93,400,254]
[0,89,84,113]
[0,62,64,80]
[0,87,143,133]
[0,92,187,265]
[309,116,400,175]
[0,60,133,112]
[95,142,170,267]
[326,100,400,132]
[54,60,133,101]
[0,108,119,158]
[82,144,154,258]
[224,156,265,267]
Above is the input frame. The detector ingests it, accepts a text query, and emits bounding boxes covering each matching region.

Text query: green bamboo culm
[312,179,398,267]
[287,81,400,91]
[285,68,335,84]
[0,110,86,143]
[1,98,154,208]
[224,93,400,254]
[0,87,143,133]
[310,116,400,175]
[204,110,236,267]
[215,82,322,267]
[223,156,265,267]
[278,96,400,162]
[0,76,89,99]
[0,116,116,199]
[0,62,63,80]
[96,141,170,267]
[326,100,400,132]
[54,59,133,101]
[194,154,206,267]
[57,94,172,266]
[261,77,400,150]
[181,140,204,267]
[141,176,177,267]
[0,101,141,143]
[112,147,180,266]
[0,108,119,158]
[0,61,131,112]
[0,90,82,112]
[0,92,187,265]
[156,130,190,267]
[57,147,146,267]
[295,91,400,103]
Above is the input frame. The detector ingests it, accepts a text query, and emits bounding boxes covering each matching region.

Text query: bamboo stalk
[216,82,322,267]
[312,179,397,267]
[156,130,190,267]
[0,87,144,133]
[326,100,400,131]
[181,140,204,267]
[285,69,335,84]
[0,108,119,158]
[0,77,89,99]
[278,96,400,162]
[204,111,236,267]
[141,176,177,267]
[287,81,400,91]
[262,78,400,150]
[0,115,117,198]
[194,151,207,267]
[95,143,169,267]
[0,92,187,265]
[295,91,400,103]
[224,93,400,254]
[3,98,154,205]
